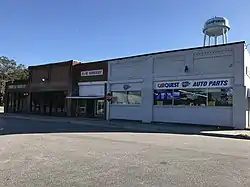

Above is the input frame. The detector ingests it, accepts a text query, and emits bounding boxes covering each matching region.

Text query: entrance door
[95,100,105,117]
[86,99,95,117]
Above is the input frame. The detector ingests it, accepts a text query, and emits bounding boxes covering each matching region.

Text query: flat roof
[86,41,245,63]
[28,41,245,67]
[28,60,76,68]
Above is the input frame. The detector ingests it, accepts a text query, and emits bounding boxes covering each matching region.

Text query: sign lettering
[8,84,26,89]
[155,79,231,90]
[81,69,103,77]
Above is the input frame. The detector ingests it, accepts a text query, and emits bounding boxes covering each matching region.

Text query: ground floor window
[111,91,141,105]
[154,90,173,105]
[154,88,233,107]
[208,88,233,106]
[30,91,67,116]
[6,92,28,112]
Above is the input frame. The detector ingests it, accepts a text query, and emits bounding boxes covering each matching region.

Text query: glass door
[95,100,105,117]
[77,100,87,117]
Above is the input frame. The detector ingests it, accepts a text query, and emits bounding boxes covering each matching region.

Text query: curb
[0,114,119,129]
[1,114,250,140]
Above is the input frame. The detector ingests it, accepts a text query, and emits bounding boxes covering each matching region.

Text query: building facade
[28,60,80,116]
[68,62,108,118]
[107,41,250,129]
[4,41,250,129]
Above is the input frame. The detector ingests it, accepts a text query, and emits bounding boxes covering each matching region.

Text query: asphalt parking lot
[0,117,250,187]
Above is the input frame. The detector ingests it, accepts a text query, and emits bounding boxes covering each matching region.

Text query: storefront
[68,62,108,118]
[108,41,249,129]
[153,78,233,125]
[28,60,79,116]
[108,81,143,121]
[5,80,29,113]
[29,91,67,116]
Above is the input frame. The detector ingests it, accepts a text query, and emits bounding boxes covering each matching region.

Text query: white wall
[244,48,250,127]
[109,105,143,121]
[108,42,246,128]
[153,106,232,126]
[153,55,185,77]
[108,56,150,121]
[231,44,247,129]
[244,48,250,88]
[109,57,148,81]
[110,82,142,91]
[153,44,235,80]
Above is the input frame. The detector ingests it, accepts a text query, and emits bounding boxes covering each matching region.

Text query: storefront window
[154,90,173,105]
[112,91,128,104]
[208,88,233,106]
[153,88,233,107]
[112,91,141,105]
[128,91,141,104]
[173,89,207,106]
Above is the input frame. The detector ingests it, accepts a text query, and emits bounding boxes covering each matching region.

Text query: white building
[107,41,250,129]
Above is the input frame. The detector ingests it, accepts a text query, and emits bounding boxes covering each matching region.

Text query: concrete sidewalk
[1,113,250,140]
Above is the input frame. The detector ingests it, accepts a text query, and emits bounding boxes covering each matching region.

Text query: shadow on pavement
[0,116,249,140]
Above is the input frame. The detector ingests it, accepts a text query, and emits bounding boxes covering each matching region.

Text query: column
[66,98,72,117]
[233,85,247,129]
[141,57,154,123]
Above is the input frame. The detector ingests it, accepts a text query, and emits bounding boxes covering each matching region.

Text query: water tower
[203,17,230,46]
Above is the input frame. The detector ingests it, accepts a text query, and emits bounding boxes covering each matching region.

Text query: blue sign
[154,92,161,101]
[155,91,173,100]
[160,92,166,100]
[173,92,180,100]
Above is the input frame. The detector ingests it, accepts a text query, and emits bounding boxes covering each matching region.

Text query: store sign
[155,78,231,90]
[8,84,26,89]
[123,84,131,90]
[81,69,103,77]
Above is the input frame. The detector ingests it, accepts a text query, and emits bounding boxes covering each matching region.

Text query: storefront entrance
[30,91,67,116]
[71,98,105,118]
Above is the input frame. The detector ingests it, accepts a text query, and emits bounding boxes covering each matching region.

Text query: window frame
[111,90,142,105]
[154,88,233,107]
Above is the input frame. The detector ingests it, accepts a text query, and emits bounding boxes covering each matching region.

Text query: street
[0,118,250,187]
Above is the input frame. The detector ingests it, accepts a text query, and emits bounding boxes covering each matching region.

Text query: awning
[66,96,104,99]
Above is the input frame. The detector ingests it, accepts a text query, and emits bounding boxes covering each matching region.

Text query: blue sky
[0,0,249,66]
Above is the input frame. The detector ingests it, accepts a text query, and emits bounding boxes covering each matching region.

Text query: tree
[0,56,28,105]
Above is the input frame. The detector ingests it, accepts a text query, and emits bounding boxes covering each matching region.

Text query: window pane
[154,90,173,105]
[128,91,141,104]
[111,91,128,104]
[173,89,207,106]
[208,88,233,106]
